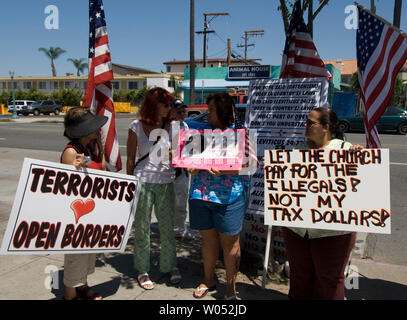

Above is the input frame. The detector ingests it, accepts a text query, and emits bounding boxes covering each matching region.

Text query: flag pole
[354,2,407,39]
[261,225,272,289]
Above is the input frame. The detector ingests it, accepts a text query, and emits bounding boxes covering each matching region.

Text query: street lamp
[9,70,19,119]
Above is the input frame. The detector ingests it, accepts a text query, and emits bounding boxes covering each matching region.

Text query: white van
[7,100,35,114]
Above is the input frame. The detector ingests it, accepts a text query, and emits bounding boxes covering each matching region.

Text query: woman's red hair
[139,87,174,126]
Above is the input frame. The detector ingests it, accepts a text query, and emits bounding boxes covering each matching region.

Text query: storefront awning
[179,79,251,90]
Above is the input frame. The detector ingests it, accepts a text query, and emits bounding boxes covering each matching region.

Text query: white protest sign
[0,158,141,255]
[245,78,329,215]
[246,78,329,130]
[264,149,391,234]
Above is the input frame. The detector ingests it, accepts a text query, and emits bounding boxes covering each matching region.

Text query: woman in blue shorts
[188,92,250,300]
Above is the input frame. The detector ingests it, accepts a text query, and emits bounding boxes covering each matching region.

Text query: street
[1,116,407,266]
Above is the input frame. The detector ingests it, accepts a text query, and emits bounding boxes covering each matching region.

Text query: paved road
[1,117,407,265]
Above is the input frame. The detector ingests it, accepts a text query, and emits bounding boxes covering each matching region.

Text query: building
[0,63,182,96]
[179,63,341,106]
[324,59,357,89]
[163,58,260,76]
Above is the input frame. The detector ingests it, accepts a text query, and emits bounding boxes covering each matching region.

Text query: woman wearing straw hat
[61,107,108,300]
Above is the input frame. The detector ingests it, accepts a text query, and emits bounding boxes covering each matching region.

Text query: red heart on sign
[70,199,95,224]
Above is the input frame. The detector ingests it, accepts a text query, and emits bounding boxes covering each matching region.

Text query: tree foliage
[277,0,330,35]
[38,46,67,77]
[67,58,88,76]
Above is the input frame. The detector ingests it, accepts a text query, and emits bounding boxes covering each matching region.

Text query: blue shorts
[189,189,248,236]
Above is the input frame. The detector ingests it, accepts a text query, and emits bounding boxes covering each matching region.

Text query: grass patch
[0,119,12,122]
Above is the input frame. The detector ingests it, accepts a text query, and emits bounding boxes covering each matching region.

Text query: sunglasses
[305,118,320,126]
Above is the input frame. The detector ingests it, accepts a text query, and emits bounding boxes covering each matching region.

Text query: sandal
[138,273,154,290]
[193,283,216,299]
[76,285,102,300]
[169,267,182,285]
[224,294,241,300]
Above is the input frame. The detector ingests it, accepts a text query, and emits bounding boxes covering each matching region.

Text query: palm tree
[67,58,88,76]
[38,46,66,77]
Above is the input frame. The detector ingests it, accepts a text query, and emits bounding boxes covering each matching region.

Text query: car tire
[338,121,350,133]
[33,109,40,116]
[397,122,407,135]
[54,109,60,115]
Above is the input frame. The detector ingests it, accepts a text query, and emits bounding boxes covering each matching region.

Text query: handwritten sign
[263,149,391,234]
[172,129,246,170]
[0,158,140,255]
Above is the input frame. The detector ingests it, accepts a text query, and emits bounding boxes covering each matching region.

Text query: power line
[196,12,229,67]
[236,30,264,65]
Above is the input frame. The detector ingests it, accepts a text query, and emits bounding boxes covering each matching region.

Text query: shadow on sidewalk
[94,223,288,300]
[346,276,407,300]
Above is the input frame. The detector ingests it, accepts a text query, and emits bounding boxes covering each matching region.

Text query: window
[128,81,138,90]
[53,82,59,90]
[2,82,6,90]
[38,81,47,90]
[384,107,403,115]
[168,79,176,88]
[23,82,31,90]
[65,82,73,89]
[111,81,120,90]
[166,66,172,73]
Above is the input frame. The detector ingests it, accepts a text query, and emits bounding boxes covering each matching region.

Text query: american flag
[356,4,407,148]
[83,0,122,171]
[280,0,331,79]
[234,111,259,172]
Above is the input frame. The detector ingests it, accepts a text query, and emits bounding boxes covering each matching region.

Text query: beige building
[0,63,182,95]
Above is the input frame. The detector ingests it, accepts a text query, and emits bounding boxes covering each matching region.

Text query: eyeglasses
[305,118,320,126]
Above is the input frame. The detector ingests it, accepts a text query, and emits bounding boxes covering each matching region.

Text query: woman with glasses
[282,106,362,300]
[126,87,181,290]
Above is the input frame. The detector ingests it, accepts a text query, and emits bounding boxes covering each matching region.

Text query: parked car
[186,104,208,118]
[185,104,247,129]
[22,100,62,116]
[7,100,35,115]
[338,106,407,135]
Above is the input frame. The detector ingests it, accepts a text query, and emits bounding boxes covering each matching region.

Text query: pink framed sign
[172,129,246,170]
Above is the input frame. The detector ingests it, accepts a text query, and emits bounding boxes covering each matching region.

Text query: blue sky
[0,0,406,77]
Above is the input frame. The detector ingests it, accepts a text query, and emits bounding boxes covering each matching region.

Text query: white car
[7,100,35,115]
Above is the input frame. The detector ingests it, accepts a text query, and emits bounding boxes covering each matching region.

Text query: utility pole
[237,30,264,65]
[196,12,228,67]
[393,0,402,28]
[189,0,195,105]
[370,0,376,13]
[227,39,231,66]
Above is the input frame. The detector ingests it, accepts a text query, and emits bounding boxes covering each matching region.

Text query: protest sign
[245,78,329,215]
[172,129,246,171]
[264,148,391,234]
[0,158,141,255]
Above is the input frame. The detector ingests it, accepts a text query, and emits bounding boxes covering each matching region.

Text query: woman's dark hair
[206,92,235,128]
[140,87,174,126]
[313,106,344,140]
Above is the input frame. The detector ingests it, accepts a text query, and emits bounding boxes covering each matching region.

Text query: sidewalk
[0,146,407,300]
